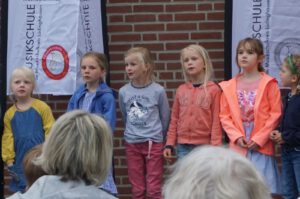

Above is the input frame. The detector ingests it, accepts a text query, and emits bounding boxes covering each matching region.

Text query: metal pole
[0,0,8,198]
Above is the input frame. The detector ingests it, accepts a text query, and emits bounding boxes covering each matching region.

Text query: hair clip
[287,54,298,74]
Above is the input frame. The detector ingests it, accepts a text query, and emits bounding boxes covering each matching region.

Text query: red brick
[134,24,164,32]
[159,33,189,41]
[111,34,141,42]
[109,44,131,51]
[166,23,197,31]
[159,72,174,79]
[166,81,183,89]
[166,4,196,12]
[115,167,128,176]
[107,5,132,14]
[199,21,224,30]
[175,13,205,21]
[166,62,181,70]
[198,3,213,11]
[142,34,157,41]
[109,15,124,23]
[55,102,68,110]
[125,14,156,22]
[141,0,171,2]
[158,14,173,21]
[200,41,224,49]
[165,42,193,50]
[108,25,132,32]
[207,12,224,21]
[214,2,225,10]
[109,0,138,3]
[191,32,222,40]
[159,53,179,61]
[133,5,163,12]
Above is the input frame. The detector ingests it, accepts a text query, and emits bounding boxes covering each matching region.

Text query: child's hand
[237,137,248,148]
[247,140,258,151]
[7,165,19,182]
[270,130,279,141]
[270,130,284,144]
[163,148,173,163]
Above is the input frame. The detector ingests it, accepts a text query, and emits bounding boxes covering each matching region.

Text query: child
[163,146,271,199]
[2,66,55,192]
[22,144,46,190]
[270,54,300,199]
[119,47,170,199]
[163,44,222,161]
[219,37,282,195]
[8,110,117,199]
[67,51,117,195]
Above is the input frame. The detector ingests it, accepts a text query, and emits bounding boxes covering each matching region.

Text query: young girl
[163,44,222,160]
[67,52,117,196]
[119,47,170,199]
[2,66,55,192]
[219,37,282,195]
[270,54,300,199]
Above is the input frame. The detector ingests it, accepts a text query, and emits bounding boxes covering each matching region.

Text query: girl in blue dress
[2,67,55,192]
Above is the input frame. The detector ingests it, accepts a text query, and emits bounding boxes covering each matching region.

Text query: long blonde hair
[180,44,214,88]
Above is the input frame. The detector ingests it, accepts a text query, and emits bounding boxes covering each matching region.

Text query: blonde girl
[2,67,55,192]
[163,44,222,160]
[119,47,170,199]
[67,52,117,195]
[270,54,300,199]
[219,37,282,195]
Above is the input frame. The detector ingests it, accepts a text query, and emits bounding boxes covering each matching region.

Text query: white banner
[232,0,300,86]
[7,0,104,94]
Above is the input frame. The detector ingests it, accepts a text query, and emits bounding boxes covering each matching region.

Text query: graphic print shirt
[119,82,170,143]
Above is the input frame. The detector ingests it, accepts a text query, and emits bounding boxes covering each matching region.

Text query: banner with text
[232,0,300,85]
[7,0,104,94]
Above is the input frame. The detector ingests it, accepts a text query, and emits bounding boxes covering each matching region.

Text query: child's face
[80,56,105,86]
[237,44,262,72]
[280,64,294,87]
[125,53,147,82]
[182,49,205,79]
[11,74,34,99]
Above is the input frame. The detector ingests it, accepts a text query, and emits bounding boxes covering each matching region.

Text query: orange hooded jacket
[219,72,282,156]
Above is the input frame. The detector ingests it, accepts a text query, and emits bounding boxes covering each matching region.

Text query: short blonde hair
[163,146,271,199]
[10,66,36,94]
[180,44,214,86]
[124,47,155,81]
[36,110,113,185]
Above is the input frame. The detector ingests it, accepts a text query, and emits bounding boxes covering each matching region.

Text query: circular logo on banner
[42,45,69,80]
[274,38,300,68]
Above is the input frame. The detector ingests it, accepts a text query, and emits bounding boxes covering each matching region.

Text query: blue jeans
[176,144,198,159]
[281,146,300,199]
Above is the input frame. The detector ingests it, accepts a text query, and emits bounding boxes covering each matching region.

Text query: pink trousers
[125,141,164,199]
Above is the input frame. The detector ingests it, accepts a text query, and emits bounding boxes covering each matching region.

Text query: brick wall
[2,1,226,198]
